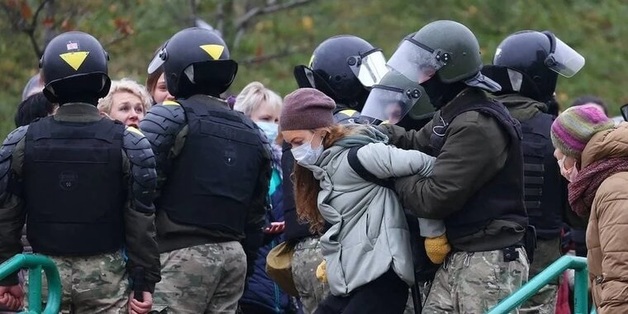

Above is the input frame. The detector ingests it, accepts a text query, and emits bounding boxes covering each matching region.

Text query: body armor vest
[24,116,125,255]
[157,97,265,237]
[520,111,564,239]
[429,99,528,242]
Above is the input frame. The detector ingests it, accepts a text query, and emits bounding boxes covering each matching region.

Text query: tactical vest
[157,97,265,236]
[520,111,563,239]
[429,99,527,242]
[24,116,125,256]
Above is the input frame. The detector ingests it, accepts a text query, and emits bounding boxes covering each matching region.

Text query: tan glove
[424,234,451,264]
[316,260,327,283]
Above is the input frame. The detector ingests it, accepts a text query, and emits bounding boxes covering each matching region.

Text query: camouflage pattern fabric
[290,236,329,314]
[25,251,128,314]
[422,248,529,314]
[520,237,561,314]
[152,241,246,314]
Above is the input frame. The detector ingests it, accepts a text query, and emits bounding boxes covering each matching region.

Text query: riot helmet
[39,31,111,104]
[293,35,388,110]
[490,30,585,102]
[387,20,500,92]
[148,27,238,98]
[361,69,434,125]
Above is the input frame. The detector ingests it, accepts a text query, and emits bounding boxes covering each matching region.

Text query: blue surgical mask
[256,121,278,143]
[291,134,324,166]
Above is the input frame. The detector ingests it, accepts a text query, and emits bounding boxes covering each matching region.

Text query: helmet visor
[387,39,447,83]
[361,84,425,125]
[545,35,585,78]
[348,49,389,87]
[147,46,167,74]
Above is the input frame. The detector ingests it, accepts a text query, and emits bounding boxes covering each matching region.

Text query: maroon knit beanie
[280,88,336,131]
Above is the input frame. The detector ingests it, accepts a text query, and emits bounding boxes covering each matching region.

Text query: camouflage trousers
[520,237,561,314]
[152,241,247,314]
[291,236,329,314]
[422,247,529,314]
[26,251,128,314]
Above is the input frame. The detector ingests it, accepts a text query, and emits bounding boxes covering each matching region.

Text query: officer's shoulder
[456,110,484,124]
[123,126,151,147]
[0,126,28,164]
[145,101,186,122]
[140,101,186,135]
[2,126,29,146]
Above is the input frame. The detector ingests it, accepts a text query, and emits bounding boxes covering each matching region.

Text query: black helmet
[40,31,110,104]
[293,35,388,110]
[490,30,584,102]
[148,27,238,98]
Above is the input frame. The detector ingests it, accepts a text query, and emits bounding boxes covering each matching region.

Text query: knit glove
[424,234,451,264]
[316,260,327,283]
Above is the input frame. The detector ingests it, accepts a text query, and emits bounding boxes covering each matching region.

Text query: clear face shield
[147,44,168,74]
[360,72,433,125]
[386,37,450,83]
[347,48,389,87]
[543,32,585,78]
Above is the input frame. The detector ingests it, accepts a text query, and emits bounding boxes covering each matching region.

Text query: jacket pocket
[364,211,383,251]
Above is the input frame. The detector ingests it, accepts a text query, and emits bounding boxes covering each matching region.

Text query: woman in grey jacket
[279,88,441,314]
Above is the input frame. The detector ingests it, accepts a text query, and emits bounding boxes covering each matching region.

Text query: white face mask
[291,134,324,166]
[255,121,278,143]
[558,156,579,182]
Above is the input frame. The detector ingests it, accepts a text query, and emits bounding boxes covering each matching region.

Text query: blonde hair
[234,82,282,117]
[98,78,152,114]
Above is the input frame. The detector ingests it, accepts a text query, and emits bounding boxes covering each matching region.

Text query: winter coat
[305,126,435,296]
[241,144,291,313]
[581,124,628,313]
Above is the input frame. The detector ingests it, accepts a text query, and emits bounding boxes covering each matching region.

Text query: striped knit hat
[550,104,615,159]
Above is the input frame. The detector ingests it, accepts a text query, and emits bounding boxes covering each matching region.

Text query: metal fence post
[0,254,61,314]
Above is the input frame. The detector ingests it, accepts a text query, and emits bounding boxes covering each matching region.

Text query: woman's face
[250,101,280,123]
[553,148,576,169]
[282,129,324,149]
[151,73,174,104]
[108,91,145,128]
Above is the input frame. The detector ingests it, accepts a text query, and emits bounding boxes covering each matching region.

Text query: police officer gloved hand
[424,234,451,264]
[316,259,327,283]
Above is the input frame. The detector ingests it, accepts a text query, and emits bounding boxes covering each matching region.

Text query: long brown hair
[292,124,366,233]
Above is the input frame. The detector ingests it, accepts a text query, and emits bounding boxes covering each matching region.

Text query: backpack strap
[347,146,395,189]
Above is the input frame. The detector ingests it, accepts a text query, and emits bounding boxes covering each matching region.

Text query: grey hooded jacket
[304,126,436,296]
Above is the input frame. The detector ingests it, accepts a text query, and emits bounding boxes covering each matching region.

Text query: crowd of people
[0,17,624,314]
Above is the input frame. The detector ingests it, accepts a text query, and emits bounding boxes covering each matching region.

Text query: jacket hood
[581,123,628,168]
[494,94,548,121]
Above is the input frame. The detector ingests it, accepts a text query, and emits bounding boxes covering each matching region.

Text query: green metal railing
[0,254,61,314]
[488,255,596,314]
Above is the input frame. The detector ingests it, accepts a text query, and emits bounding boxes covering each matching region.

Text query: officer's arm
[138,102,187,193]
[243,145,271,277]
[121,127,161,293]
[377,120,433,151]
[394,112,509,219]
[0,127,27,286]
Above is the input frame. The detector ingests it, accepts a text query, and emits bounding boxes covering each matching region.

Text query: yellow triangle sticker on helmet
[199,44,224,60]
[59,51,90,71]
[339,109,358,117]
